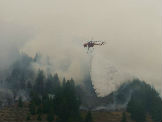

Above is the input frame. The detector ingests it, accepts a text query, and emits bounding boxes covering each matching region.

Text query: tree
[127,80,162,122]
[37,114,42,121]
[30,91,41,105]
[53,73,60,92]
[28,73,81,122]
[37,105,43,114]
[54,80,81,122]
[127,91,146,122]
[42,98,51,114]
[29,102,36,115]
[34,70,45,95]
[47,111,54,122]
[26,114,31,121]
[6,53,34,91]
[121,112,127,122]
[18,96,23,107]
[45,74,54,94]
[85,111,93,122]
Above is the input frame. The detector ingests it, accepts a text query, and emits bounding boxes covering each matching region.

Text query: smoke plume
[0,0,161,96]
[90,49,133,97]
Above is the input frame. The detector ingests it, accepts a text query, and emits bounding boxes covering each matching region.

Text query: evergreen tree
[53,73,60,92]
[127,80,162,122]
[34,70,45,95]
[62,77,66,89]
[85,111,93,122]
[54,80,81,122]
[47,111,54,122]
[18,96,23,107]
[29,102,36,115]
[30,91,41,105]
[127,91,146,122]
[121,112,127,122]
[26,114,31,121]
[45,74,54,93]
[37,114,42,121]
[37,105,43,114]
[28,72,81,122]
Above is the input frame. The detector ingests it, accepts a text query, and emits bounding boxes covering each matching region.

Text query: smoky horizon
[0,0,161,96]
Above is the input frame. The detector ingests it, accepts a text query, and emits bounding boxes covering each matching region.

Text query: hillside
[0,55,161,122]
[79,78,160,111]
[0,103,154,122]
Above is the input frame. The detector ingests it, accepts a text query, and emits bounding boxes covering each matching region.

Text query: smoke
[0,20,35,81]
[90,49,133,97]
[90,46,162,97]
[0,0,161,96]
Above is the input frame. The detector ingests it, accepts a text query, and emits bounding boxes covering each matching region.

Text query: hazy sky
[0,0,161,95]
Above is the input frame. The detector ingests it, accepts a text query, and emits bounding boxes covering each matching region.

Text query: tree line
[25,70,92,122]
[127,79,162,122]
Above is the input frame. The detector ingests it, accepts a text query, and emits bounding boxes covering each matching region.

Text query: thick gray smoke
[0,0,161,96]
[90,46,162,97]
[0,20,35,81]
[90,49,133,97]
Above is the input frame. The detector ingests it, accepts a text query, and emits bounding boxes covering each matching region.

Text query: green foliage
[47,111,54,122]
[37,105,43,114]
[121,112,127,122]
[54,79,81,122]
[18,96,23,107]
[127,91,146,122]
[37,114,42,121]
[127,79,162,122]
[85,111,93,122]
[28,74,81,122]
[30,91,41,105]
[45,73,60,94]
[34,70,45,95]
[29,101,36,115]
[26,114,31,121]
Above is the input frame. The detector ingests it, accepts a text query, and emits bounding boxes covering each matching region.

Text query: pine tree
[121,112,127,122]
[26,114,31,121]
[85,111,93,122]
[37,105,42,114]
[54,79,81,122]
[53,73,60,92]
[127,80,162,122]
[47,111,54,122]
[37,114,42,121]
[18,96,23,107]
[29,102,36,115]
[34,70,45,95]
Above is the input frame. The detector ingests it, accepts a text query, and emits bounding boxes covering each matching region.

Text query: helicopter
[83,40,105,50]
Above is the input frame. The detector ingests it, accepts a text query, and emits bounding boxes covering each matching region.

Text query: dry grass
[81,110,136,122]
[0,103,154,122]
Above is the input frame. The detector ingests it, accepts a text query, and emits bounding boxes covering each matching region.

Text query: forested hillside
[0,54,161,122]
